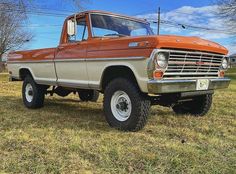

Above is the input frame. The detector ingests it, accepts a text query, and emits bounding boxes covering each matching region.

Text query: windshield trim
[89,12,152,38]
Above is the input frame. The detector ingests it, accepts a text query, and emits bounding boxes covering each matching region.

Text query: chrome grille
[164,50,224,79]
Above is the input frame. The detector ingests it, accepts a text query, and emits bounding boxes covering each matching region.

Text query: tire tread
[172,94,212,116]
[104,78,150,131]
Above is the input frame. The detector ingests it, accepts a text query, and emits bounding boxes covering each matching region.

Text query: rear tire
[78,90,99,102]
[103,78,151,131]
[172,94,212,116]
[22,75,45,109]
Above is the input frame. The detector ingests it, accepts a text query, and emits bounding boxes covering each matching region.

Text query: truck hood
[98,35,228,55]
[153,35,228,55]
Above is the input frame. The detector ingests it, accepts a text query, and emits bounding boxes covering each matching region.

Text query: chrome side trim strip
[86,57,146,61]
[7,60,54,64]
[55,59,86,62]
[7,56,146,64]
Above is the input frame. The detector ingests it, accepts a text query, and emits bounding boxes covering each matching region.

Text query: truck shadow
[1,95,110,132]
[1,95,177,132]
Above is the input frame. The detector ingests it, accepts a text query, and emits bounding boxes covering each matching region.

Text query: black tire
[78,90,99,102]
[103,78,151,131]
[172,94,212,116]
[22,75,45,109]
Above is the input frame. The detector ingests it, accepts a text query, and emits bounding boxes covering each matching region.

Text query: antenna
[157,7,161,35]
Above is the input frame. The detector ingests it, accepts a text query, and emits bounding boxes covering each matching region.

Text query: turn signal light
[219,71,225,78]
[153,70,164,79]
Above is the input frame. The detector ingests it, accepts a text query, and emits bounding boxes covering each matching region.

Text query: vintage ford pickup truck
[7,11,231,131]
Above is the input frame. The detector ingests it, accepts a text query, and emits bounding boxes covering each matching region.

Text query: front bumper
[148,78,231,94]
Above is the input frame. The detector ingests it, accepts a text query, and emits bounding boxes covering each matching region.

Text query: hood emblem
[129,41,149,48]
[129,42,139,47]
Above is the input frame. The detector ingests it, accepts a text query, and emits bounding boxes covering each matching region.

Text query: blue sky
[24,0,235,54]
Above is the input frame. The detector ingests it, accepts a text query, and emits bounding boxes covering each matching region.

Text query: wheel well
[101,66,139,92]
[19,69,32,80]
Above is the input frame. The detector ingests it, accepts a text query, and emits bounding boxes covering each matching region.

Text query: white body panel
[8,61,57,85]
[87,58,149,92]
[7,57,150,93]
[55,60,89,88]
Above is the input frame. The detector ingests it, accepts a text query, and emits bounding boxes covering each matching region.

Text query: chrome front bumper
[148,78,231,94]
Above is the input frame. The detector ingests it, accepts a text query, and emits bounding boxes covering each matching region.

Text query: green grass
[227,67,236,74]
[226,68,236,81]
[0,72,236,174]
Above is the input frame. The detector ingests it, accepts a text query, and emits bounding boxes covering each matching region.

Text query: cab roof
[66,10,148,24]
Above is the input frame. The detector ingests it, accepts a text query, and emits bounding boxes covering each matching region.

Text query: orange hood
[98,35,228,55]
[153,35,228,55]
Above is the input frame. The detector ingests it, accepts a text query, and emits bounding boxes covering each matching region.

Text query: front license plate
[196,79,209,90]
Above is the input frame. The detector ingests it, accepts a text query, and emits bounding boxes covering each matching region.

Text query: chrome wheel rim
[25,83,33,102]
[111,91,132,122]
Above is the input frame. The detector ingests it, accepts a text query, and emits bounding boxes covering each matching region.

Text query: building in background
[229,54,236,68]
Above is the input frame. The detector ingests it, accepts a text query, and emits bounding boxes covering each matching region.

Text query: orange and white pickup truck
[7,10,231,131]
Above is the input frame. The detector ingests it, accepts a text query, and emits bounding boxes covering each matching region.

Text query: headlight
[221,58,228,70]
[155,53,168,69]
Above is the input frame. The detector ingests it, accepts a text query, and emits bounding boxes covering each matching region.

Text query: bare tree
[0,0,32,62]
[217,0,236,32]
[0,0,88,62]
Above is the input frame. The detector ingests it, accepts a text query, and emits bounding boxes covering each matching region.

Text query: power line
[1,5,235,36]
[163,20,236,35]
[145,18,236,35]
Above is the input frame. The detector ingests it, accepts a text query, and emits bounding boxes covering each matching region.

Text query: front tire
[172,94,212,116]
[103,78,151,131]
[22,75,45,109]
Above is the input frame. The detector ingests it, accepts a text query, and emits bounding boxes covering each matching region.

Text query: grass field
[0,70,236,174]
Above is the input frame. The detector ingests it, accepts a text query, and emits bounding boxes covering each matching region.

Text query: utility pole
[157,7,161,35]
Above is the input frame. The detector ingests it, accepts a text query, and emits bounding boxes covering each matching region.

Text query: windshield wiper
[103,33,128,37]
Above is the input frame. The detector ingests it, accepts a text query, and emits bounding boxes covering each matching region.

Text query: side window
[68,17,88,42]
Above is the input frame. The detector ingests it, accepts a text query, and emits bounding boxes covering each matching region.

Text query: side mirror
[67,20,76,36]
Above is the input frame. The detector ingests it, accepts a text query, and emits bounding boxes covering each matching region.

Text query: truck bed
[7,48,57,85]
[8,48,56,62]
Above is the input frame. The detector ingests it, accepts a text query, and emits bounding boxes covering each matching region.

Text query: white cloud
[137,5,233,37]
[188,31,230,40]
[224,44,236,55]
[136,5,236,54]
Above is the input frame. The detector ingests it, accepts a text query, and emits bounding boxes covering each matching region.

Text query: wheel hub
[111,91,132,122]
[25,83,34,102]
[28,90,33,96]
[116,100,129,111]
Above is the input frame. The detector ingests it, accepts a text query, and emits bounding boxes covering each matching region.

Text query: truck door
[55,16,89,88]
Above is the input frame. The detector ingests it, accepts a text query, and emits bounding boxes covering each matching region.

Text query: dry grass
[0,71,236,174]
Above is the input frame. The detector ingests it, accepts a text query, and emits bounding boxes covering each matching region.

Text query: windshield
[90,14,154,37]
